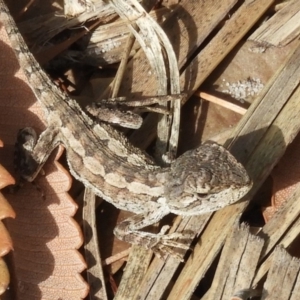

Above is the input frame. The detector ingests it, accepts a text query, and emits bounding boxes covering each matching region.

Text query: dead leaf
[0,192,15,257]
[0,18,88,300]
[0,150,15,296]
[263,133,300,222]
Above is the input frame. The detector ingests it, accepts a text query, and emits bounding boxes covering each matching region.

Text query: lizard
[0,0,252,259]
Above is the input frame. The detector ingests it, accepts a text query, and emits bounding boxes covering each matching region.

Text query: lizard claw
[148,230,194,261]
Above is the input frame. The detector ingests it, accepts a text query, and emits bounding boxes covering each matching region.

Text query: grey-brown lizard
[0,1,252,258]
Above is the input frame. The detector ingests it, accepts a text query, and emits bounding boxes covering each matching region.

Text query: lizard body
[0,1,252,257]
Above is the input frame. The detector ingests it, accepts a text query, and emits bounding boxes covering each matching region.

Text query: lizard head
[165,141,252,215]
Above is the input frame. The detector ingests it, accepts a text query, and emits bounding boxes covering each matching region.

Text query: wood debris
[1,0,300,299]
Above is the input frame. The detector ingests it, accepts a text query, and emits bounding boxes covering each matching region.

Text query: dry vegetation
[1,0,300,299]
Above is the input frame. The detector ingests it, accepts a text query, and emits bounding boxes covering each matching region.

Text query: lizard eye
[196,193,209,199]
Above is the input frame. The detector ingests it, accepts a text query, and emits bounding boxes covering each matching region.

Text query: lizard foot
[114,224,194,261]
[14,127,37,175]
[149,226,194,261]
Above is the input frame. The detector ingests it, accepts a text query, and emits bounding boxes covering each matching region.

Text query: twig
[197,91,248,115]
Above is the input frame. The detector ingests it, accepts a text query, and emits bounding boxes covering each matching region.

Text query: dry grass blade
[83,188,108,300]
[107,0,181,159]
[197,92,248,115]
[204,223,264,299]
[18,1,119,45]
[249,0,300,47]
[262,246,300,299]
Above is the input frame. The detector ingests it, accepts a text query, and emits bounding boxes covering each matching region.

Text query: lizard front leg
[86,102,143,129]
[86,94,185,129]
[114,206,192,261]
[15,125,61,181]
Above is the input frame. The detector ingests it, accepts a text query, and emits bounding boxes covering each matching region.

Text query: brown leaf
[263,133,300,222]
[0,257,10,295]
[0,153,15,296]
[0,18,88,300]
[0,163,14,189]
